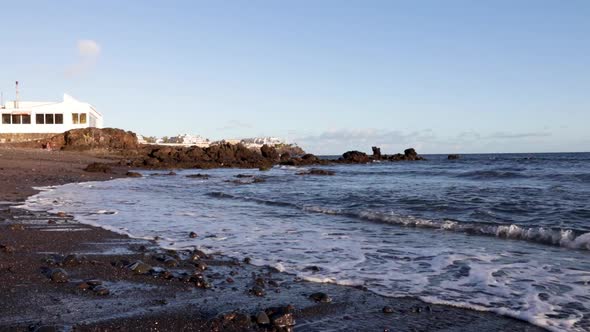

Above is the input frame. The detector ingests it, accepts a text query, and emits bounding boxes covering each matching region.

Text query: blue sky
[1,0,588,154]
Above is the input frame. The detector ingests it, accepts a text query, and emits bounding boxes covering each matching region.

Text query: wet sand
[0,147,545,331]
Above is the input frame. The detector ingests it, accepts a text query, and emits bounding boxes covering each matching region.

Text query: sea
[23,153,590,332]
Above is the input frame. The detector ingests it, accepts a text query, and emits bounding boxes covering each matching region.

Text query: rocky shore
[10,128,425,171]
[0,134,546,331]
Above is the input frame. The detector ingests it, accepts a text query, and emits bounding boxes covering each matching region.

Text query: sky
[1,0,588,154]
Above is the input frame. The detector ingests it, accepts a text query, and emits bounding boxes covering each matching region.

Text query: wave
[456,170,529,180]
[209,192,590,251]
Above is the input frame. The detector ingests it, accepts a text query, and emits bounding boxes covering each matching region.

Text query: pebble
[127,261,152,275]
[309,292,332,303]
[194,261,208,271]
[243,257,252,264]
[256,311,270,325]
[189,231,198,238]
[164,257,179,267]
[92,285,110,296]
[226,277,234,283]
[382,306,394,313]
[250,285,265,297]
[126,171,142,177]
[50,268,68,283]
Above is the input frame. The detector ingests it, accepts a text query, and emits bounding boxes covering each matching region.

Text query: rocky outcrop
[341,151,370,163]
[56,128,138,151]
[448,154,460,160]
[134,143,271,169]
[372,146,382,159]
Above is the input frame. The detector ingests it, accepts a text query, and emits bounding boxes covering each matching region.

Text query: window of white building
[1,114,31,124]
[72,113,87,124]
[35,113,64,124]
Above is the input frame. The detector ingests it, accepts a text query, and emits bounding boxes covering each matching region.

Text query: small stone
[164,257,179,267]
[56,212,67,218]
[270,312,295,328]
[256,311,270,325]
[250,285,265,297]
[93,285,110,296]
[85,279,102,286]
[303,266,321,272]
[226,277,234,283]
[189,231,198,238]
[195,261,208,271]
[126,171,142,177]
[50,268,68,283]
[382,306,394,313]
[309,292,332,303]
[47,220,56,224]
[77,282,91,290]
[243,257,251,264]
[127,261,152,275]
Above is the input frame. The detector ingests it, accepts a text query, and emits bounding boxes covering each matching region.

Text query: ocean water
[23,153,590,331]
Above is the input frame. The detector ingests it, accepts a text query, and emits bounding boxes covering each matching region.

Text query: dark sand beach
[0,146,545,331]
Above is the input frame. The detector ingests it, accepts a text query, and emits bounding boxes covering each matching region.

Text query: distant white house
[0,93,103,134]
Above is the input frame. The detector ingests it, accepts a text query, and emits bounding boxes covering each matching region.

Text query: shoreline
[0,147,546,331]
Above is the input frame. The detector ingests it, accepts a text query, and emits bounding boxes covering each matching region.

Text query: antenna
[15,81,19,109]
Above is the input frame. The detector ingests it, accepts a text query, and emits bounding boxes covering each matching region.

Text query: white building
[0,93,103,134]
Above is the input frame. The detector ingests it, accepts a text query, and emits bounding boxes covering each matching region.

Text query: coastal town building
[0,91,103,141]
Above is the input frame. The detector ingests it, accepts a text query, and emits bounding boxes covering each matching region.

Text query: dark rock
[341,151,370,163]
[298,168,335,176]
[382,306,394,313]
[189,249,209,261]
[309,292,332,303]
[270,311,295,328]
[59,128,138,151]
[243,257,252,264]
[256,311,270,325]
[186,173,210,179]
[302,154,319,162]
[83,162,112,173]
[404,148,418,160]
[372,146,382,159]
[50,268,68,283]
[226,277,234,283]
[127,261,152,275]
[85,279,102,286]
[164,257,179,267]
[448,154,460,160]
[194,261,208,271]
[189,231,198,238]
[252,177,266,183]
[260,144,279,161]
[93,285,110,296]
[280,152,291,162]
[236,174,254,178]
[250,285,265,297]
[303,266,321,272]
[126,171,142,177]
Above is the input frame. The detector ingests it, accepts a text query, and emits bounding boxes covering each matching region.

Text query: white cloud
[65,39,101,77]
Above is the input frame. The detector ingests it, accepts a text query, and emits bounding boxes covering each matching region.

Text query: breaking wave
[209,192,590,251]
